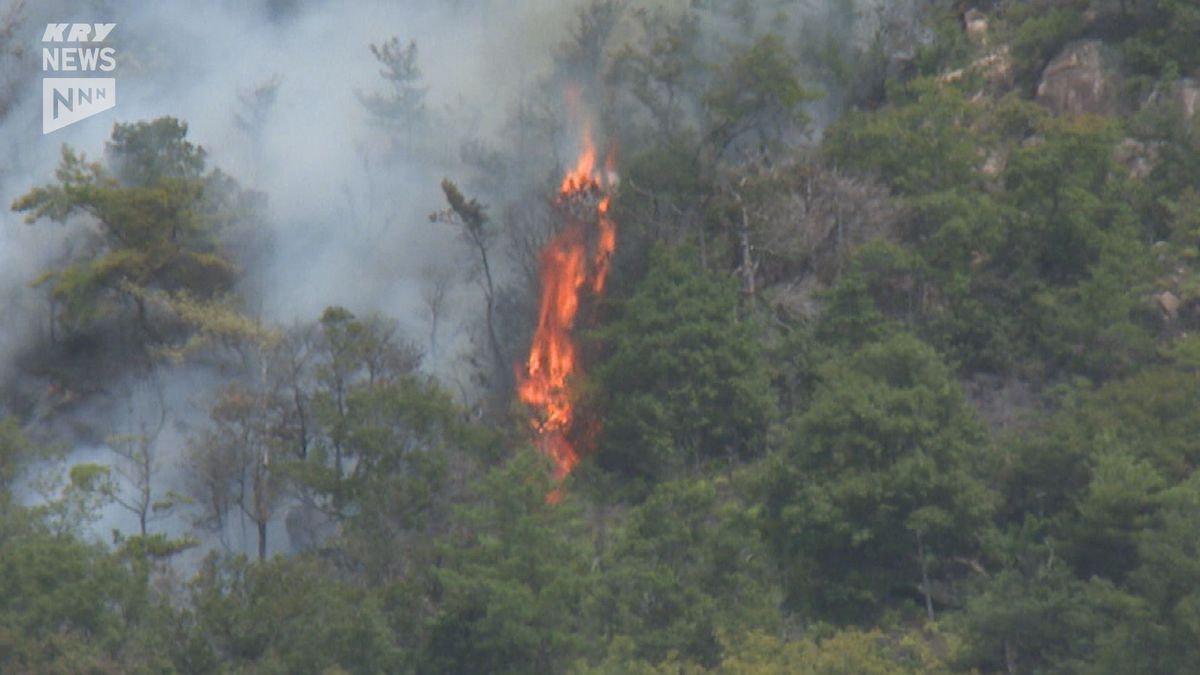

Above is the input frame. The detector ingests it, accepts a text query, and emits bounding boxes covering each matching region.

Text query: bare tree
[188,382,281,560]
[727,159,901,306]
[106,377,178,537]
[431,179,504,382]
[421,263,455,361]
[172,307,285,560]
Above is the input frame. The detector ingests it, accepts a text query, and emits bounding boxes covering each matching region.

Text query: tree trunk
[257,519,267,561]
[917,531,935,621]
[738,203,755,300]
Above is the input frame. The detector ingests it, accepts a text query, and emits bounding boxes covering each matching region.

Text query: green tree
[1056,448,1165,583]
[419,450,591,674]
[12,117,258,344]
[763,333,993,621]
[1113,474,1200,673]
[0,533,144,673]
[955,561,1146,675]
[174,553,400,673]
[593,247,775,485]
[588,477,779,667]
[703,34,819,156]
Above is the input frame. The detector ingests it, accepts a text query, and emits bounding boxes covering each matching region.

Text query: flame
[517,122,617,498]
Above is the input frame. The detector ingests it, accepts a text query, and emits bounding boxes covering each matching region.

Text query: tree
[588,478,779,667]
[955,559,1146,674]
[419,450,591,674]
[175,553,400,673]
[762,333,993,622]
[360,37,427,151]
[1117,474,1200,673]
[703,34,819,158]
[1056,448,1165,583]
[187,383,282,561]
[593,247,775,486]
[432,179,507,395]
[608,6,705,139]
[11,117,258,351]
[301,306,424,514]
[101,379,186,538]
[170,300,284,560]
[0,416,38,499]
[421,263,455,361]
[0,531,146,673]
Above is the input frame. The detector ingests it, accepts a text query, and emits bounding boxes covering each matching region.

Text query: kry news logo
[41,22,117,134]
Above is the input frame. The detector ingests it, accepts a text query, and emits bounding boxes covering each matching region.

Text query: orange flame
[517,123,617,498]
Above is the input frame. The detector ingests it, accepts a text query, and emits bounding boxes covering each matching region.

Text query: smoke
[0,0,588,361]
[0,0,924,554]
[0,0,606,554]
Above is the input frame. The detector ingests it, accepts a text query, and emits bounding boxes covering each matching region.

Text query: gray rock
[1036,40,1122,116]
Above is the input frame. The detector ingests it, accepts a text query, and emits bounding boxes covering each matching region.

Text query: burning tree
[516,120,617,494]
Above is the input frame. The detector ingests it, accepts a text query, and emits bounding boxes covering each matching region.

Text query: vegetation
[4,0,1200,673]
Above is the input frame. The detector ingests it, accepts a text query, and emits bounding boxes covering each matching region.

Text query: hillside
[2,1,1199,672]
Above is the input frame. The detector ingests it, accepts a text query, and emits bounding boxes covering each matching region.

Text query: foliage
[7,4,1200,672]
[175,553,400,673]
[587,478,779,667]
[418,450,591,674]
[11,117,258,341]
[592,247,775,486]
[762,333,993,621]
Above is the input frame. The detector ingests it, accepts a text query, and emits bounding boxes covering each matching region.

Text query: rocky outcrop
[1115,138,1157,180]
[964,9,989,44]
[1035,40,1123,116]
[1156,291,1181,321]
[1147,78,1200,119]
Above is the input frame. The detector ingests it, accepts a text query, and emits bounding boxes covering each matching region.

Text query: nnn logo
[43,78,115,133]
[42,23,117,134]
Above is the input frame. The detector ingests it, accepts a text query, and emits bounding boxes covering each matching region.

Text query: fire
[517,122,617,497]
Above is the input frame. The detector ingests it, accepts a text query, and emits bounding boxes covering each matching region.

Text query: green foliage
[579,626,958,674]
[0,532,141,674]
[593,247,775,485]
[588,478,779,667]
[824,78,982,196]
[608,7,704,139]
[1056,448,1165,582]
[177,553,400,673]
[419,450,591,674]
[1006,5,1085,88]
[1120,0,1200,78]
[954,563,1145,674]
[1116,474,1200,673]
[11,117,257,337]
[717,627,957,675]
[703,34,819,153]
[8,10,1200,674]
[815,240,922,347]
[0,416,37,494]
[763,333,992,621]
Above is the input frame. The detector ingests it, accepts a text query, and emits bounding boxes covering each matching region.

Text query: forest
[2,0,1200,673]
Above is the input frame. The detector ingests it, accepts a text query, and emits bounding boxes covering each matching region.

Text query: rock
[938,46,1011,88]
[964,9,988,44]
[1156,291,1181,320]
[1115,138,1157,180]
[1036,40,1123,116]
[1177,79,1200,118]
[1147,78,1200,119]
[980,149,1006,185]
